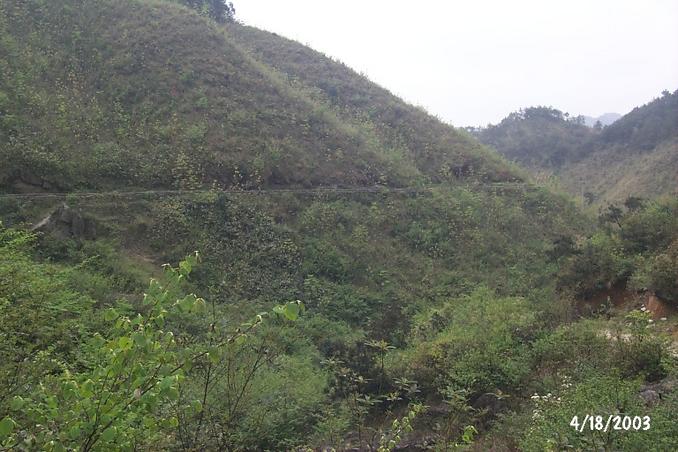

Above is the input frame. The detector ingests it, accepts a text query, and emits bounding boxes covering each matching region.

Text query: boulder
[639,389,660,406]
[639,378,677,406]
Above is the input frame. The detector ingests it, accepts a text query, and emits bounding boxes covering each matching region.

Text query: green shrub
[389,287,537,396]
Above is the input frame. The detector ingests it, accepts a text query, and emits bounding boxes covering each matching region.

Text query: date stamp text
[570,415,650,432]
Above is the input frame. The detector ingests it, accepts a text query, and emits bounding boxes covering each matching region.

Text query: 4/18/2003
[570,415,650,432]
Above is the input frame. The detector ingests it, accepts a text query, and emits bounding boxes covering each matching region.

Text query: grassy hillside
[0,0,519,192]
[226,24,520,183]
[560,137,678,203]
[1,1,676,451]
[475,91,678,204]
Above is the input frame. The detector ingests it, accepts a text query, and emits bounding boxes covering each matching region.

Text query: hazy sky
[236,0,678,126]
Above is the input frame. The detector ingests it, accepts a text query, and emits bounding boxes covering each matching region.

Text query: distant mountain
[583,112,622,127]
[474,90,678,204]
[469,106,597,169]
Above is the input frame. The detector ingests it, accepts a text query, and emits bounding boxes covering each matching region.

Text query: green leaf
[167,388,180,401]
[80,379,94,398]
[132,332,148,347]
[191,400,203,413]
[159,376,174,389]
[104,308,119,321]
[118,336,133,351]
[179,260,191,276]
[208,347,221,365]
[178,295,195,312]
[101,427,116,442]
[194,298,206,313]
[283,302,300,321]
[68,425,81,439]
[0,417,15,438]
[10,396,24,411]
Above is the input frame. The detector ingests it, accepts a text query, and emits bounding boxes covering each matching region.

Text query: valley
[0,1,677,450]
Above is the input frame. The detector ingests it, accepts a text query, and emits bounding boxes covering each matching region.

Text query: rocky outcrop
[646,293,677,319]
[32,204,96,239]
[639,378,677,407]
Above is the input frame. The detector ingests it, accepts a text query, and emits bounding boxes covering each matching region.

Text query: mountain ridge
[0,0,523,194]
[473,90,678,204]
[583,112,621,127]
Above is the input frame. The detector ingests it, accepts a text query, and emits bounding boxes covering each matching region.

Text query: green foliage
[474,106,597,168]
[601,89,678,151]
[377,403,425,452]
[559,198,678,301]
[614,310,668,381]
[631,239,678,302]
[484,310,677,451]
[0,224,97,413]
[0,0,524,193]
[1,242,306,450]
[476,91,678,204]
[166,0,235,23]
[2,1,675,449]
[619,201,677,253]
[558,232,630,297]
[518,374,678,452]
[392,288,537,396]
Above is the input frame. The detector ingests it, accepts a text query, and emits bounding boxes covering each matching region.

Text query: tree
[175,0,236,23]
[583,191,596,206]
[624,196,645,212]
[599,204,624,229]
[1,252,303,450]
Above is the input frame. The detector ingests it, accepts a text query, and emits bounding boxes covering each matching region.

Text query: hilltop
[0,0,516,193]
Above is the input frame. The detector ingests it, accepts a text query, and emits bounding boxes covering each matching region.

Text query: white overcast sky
[236,0,678,127]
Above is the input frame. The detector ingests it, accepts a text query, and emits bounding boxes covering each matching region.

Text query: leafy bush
[558,232,630,297]
[390,288,537,397]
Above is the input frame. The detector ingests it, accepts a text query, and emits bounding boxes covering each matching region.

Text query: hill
[583,112,621,127]
[0,0,516,192]
[1,1,676,451]
[474,91,678,204]
[470,106,598,169]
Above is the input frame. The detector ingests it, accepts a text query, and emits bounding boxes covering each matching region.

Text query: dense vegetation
[470,107,597,169]
[559,198,678,303]
[473,91,678,205]
[169,0,235,23]
[1,0,676,450]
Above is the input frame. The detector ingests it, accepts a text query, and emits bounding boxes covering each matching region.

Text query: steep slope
[475,91,678,204]
[0,0,410,190]
[226,24,520,183]
[600,90,678,151]
[560,137,678,202]
[0,0,519,193]
[0,0,584,306]
[0,0,585,290]
[561,90,678,204]
[0,1,611,450]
